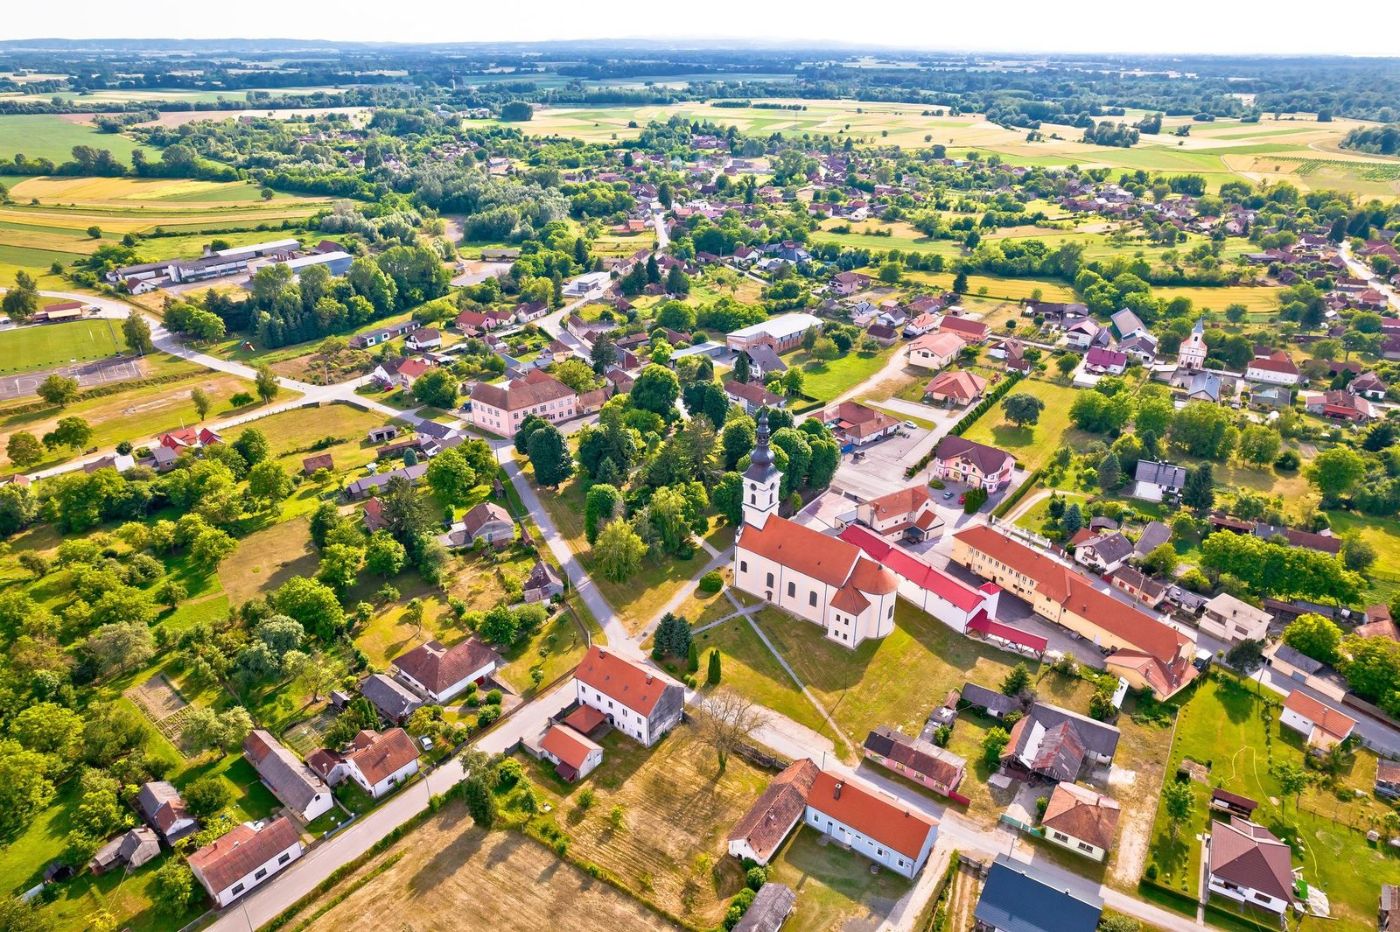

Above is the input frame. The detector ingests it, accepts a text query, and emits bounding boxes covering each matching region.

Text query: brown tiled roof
[725,380,783,408]
[1042,783,1120,850]
[576,646,682,717]
[189,816,300,896]
[391,637,501,696]
[461,502,511,537]
[470,372,575,411]
[1209,819,1295,902]
[728,759,819,862]
[934,436,1012,477]
[864,726,965,787]
[865,485,933,522]
[939,316,989,339]
[346,729,419,785]
[1283,690,1356,741]
[807,771,937,860]
[925,369,987,402]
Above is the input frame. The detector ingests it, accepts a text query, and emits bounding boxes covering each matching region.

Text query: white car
[903,420,918,430]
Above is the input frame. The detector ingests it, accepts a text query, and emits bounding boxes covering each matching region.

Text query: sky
[7,0,1400,57]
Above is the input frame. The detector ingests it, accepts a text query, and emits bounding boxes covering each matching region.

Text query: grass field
[1325,511,1400,604]
[768,828,912,931]
[0,318,122,372]
[789,345,896,403]
[962,377,1087,473]
[0,113,151,164]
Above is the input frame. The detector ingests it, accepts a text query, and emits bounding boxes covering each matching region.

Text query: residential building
[1349,371,1387,401]
[1356,604,1399,642]
[930,436,1015,491]
[1206,819,1299,914]
[1111,308,1149,340]
[924,369,988,407]
[523,560,565,603]
[1376,760,1400,801]
[1119,333,1158,365]
[907,331,966,371]
[1064,318,1107,350]
[1108,566,1166,609]
[1382,885,1400,932]
[1280,690,1357,749]
[725,379,786,414]
[90,827,161,875]
[728,759,821,865]
[1072,531,1134,574]
[960,682,1023,719]
[1041,783,1120,861]
[243,730,333,822]
[1131,460,1186,502]
[137,780,197,843]
[1246,350,1301,386]
[974,854,1103,932]
[1083,347,1127,375]
[404,328,442,351]
[371,356,434,391]
[1307,389,1378,422]
[822,401,899,446]
[1184,370,1222,403]
[831,270,873,295]
[159,426,222,451]
[951,526,1198,699]
[1001,701,1121,782]
[439,501,515,549]
[733,419,900,648]
[188,816,304,909]
[359,673,423,724]
[1178,318,1208,370]
[467,370,578,438]
[1135,521,1172,555]
[301,453,333,476]
[726,313,822,353]
[391,636,502,704]
[854,485,944,542]
[939,315,989,344]
[539,723,604,782]
[1199,593,1271,644]
[743,344,787,379]
[574,646,685,747]
[862,726,966,797]
[732,883,797,932]
[344,463,428,500]
[308,728,420,799]
[803,770,938,879]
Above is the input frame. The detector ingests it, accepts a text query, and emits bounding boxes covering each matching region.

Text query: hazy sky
[9,0,1400,57]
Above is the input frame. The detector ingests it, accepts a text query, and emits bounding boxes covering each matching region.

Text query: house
[726,313,822,353]
[1246,350,1301,386]
[732,883,797,932]
[89,827,161,875]
[1349,371,1387,401]
[244,730,333,822]
[974,854,1103,932]
[1118,333,1158,365]
[854,485,944,542]
[1001,701,1121,782]
[865,322,899,345]
[1376,760,1400,801]
[725,379,786,414]
[1357,604,1399,642]
[728,759,820,865]
[514,300,549,323]
[743,344,787,379]
[1131,459,1186,502]
[344,463,428,501]
[1110,308,1149,340]
[822,401,899,447]
[574,646,685,746]
[392,637,502,704]
[803,769,938,878]
[454,309,506,333]
[539,723,604,782]
[959,681,1022,719]
[1206,819,1299,914]
[467,370,578,438]
[906,331,965,371]
[523,560,564,603]
[951,526,1198,699]
[904,312,942,338]
[1083,347,1127,375]
[301,453,333,476]
[930,436,1015,492]
[1199,593,1271,645]
[1041,783,1121,861]
[939,315,990,344]
[1178,318,1208,370]
[733,421,901,648]
[137,780,197,843]
[1063,318,1107,350]
[1025,300,1089,327]
[1184,370,1222,404]
[1308,389,1378,422]
[371,356,434,390]
[1135,520,1172,555]
[315,728,419,798]
[188,816,303,908]
[1107,566,1166,609]
[1073,532,1134,574]
[159,427,222,451]
[360,673,423,725]
[831,270,873,295]
[1280,690,1356,749]
[1382,885,1400,932]
[366,425,399,444]
[404,328,442,351]
[439,501,515,549]
[349,319,420,349]
[563,271,612,296]
[924,369,988,407]
[863,725,966,797]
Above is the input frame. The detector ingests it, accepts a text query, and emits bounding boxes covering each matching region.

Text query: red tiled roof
[838,524,985,611]
[540,724,601,770]
[740,515,858,589]
[807,771,937,860]
[728,759,820,862]
[346,729,418,785]
[924,369,987,402]
[391,637,501,696]
[1042,783,1120,850]
[189,817,300,896]
[1283,690,1356,740]
[576,647,681,717]
[562,704,608,735]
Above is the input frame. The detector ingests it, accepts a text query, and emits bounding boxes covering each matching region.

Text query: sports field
[0,318,122,373]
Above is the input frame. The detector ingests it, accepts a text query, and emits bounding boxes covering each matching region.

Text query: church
[732,415,899,648]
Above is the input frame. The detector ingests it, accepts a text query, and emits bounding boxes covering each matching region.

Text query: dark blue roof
[974,856,1102,932]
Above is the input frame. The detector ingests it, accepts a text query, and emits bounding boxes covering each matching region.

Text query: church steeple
[742,412,782,528]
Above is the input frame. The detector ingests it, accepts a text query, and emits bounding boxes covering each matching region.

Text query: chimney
[645,675,653,685]
[833,782,843,800]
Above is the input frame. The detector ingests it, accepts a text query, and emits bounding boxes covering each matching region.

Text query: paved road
[1341,242,1400,313]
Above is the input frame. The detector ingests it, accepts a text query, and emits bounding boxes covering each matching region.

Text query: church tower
[741,412,782,529]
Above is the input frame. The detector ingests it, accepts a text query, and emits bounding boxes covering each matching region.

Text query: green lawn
[790,346,895,403]
[1325,511,1400,604]
[768,828,912,931]
[962,377,1088,473]
[0,318,123,373]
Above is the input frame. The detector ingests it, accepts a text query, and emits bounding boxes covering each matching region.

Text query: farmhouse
[1001,701,1121,782]
[907,331,966,371]
[1206,819,1299,914]
[1111,308,1149,340]
[742,344,787,379]
[439,501,515,549]
[308,728,420,799]
[467,370,578,438]
[930,436,1014,491]
[951,526,1197,699]
[1083,347,1127,375]
[523,559,564,602]
[1280,690,1357,750]
[831,270,873,295]
[853,485,943,542]
[90,827,161,875]
[726,312,822,353]
[802,770,938,879]
[404,327,443,351]
[1040,783,1120,861]
[974,854,1103,932]
[344,463,428,500]
[574,646,685,747]
[1072,531,1134,573]
[728,758,821,865]
[188,816,304,909]
[136,780,197,843]
[391,636,502,704]
[1198,593,1271,645]
[159,427,222,451]
[923,369,987,407]
[862,725,966,797]
[243,730,333,823]
[371,356,434,390]
[733,420,900,648]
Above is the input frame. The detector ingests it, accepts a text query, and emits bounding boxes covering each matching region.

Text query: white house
[1245,351,1301,386]
[1207,819,1299,914]
[930,436,1015,492]
[1198,593,1271,645]
[733,416,900,648]
[391,636,502,704]
[907,331,965,371]
[308,729,420,800]
[243,730,333,823]
[538,723,604,782]
[1280,690,1357,749]
[727,759,820,865]
[564,270,612,296]
[574,646,685,747]
[1041,783,1121,862]
[1073,532,1134,574]
[853,485,943,541]
[803,770,938,879]
[467,370,578,439]
[188,817,304,909]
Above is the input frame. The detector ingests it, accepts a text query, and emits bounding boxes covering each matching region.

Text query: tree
[0,740,55,838]
[1162,779,1193,841]
[631,364,680,417]
[43,416,92,450]
[1308,446,1366,502]
[183,706,253,755]
[584,483,623,544]
[1282,612,1344,665]
[462,771,497,828]
[707,648,721,685]
[1270,761,1309,814]
[365,532,407,578]
[653,612,693,660]
[233,428,269,466]
[1096,450,1122,490]
[122,314,153,354]
[1062,502,1083,537]
[271,576,346,643]
[254,365,280,404]
[247,460,293,508]
[190,387,211,421]
[1171,402,1232,459]
[1342,535,1377,574]
[1181,463,1214,512]
[425,446,477,504]
[952,270,969,294]
[732,351,752,384]
[1225,638,1266,674]
[526,422,573,488]
[1055,354,1078,378]
[1002,392,1044,427]
[1,271,40,322]
[1138,543,1178,578]
[593,518,646,582]
[183,777,231,820]
[982,727,1010,766]
[7,432,42,468]
[85,621,155,677]
[694,689,766,773]
[318,542,364,593]
[37,374,79,407]
[413,368,459,408]
[152,861,196,916]
[1238,424,1281,466]
[1000,663,1031,696]
[295,653,340,703]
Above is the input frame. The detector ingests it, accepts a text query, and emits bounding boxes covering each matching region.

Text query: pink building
[467,370,578,438]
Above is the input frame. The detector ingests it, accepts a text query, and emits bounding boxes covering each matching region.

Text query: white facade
[1198,594,1271,644]
[1244,362,1300,386]
[1207,873,1290,914]
[574,680,679,747]
[393,657,496,704]
[200,838,302,908]
[734,551,897,648]
[802,805,934,879]
[1045,827,1108,862]
[348,757,419,799]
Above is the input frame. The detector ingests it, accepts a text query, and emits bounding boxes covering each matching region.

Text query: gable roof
[189,816,300,896]
[806,770,937,860]
[576,646,683,717]
[360,673,422,720]
[461,501,512,537]
[470,371,575,411]
[863,485,934,522]
[345,728,419,785]
[540,724,602,771]
[939,315,989,339]
[910,331,966,357]
[863,726,965,787]
[243,730,329,815]
[1042,782,1121,849]
[732,883,797,932]
[739,513,894,594]
[975,855,1102,932]
[960,681,1022,715]
[837,525,986,612]
[728,758,820,862]
[934,435,1012,476]
[391,637,502,695]
[137,781,191,835]
[1283,690,1356,741]
[1209,819,1296,902]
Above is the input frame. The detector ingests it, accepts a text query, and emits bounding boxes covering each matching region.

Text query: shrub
[577,787,595,811]
[698,571,724,594]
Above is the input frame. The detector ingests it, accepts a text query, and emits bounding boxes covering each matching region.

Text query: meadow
[0,113,152,164]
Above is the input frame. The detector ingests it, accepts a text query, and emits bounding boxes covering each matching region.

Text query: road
[1340,241,1400,313]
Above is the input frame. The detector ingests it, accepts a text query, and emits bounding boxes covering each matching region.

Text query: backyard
[961,377,1088,473]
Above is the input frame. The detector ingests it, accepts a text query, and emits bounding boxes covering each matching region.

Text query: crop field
[0,318,123,372]
[0,113,152,164]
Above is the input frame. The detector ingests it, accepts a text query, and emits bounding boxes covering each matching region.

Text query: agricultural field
[0,113,151,164]
[0,318,123,372]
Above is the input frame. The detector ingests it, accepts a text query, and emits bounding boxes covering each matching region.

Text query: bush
[745,866,767,890]
[698,571,724,594]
